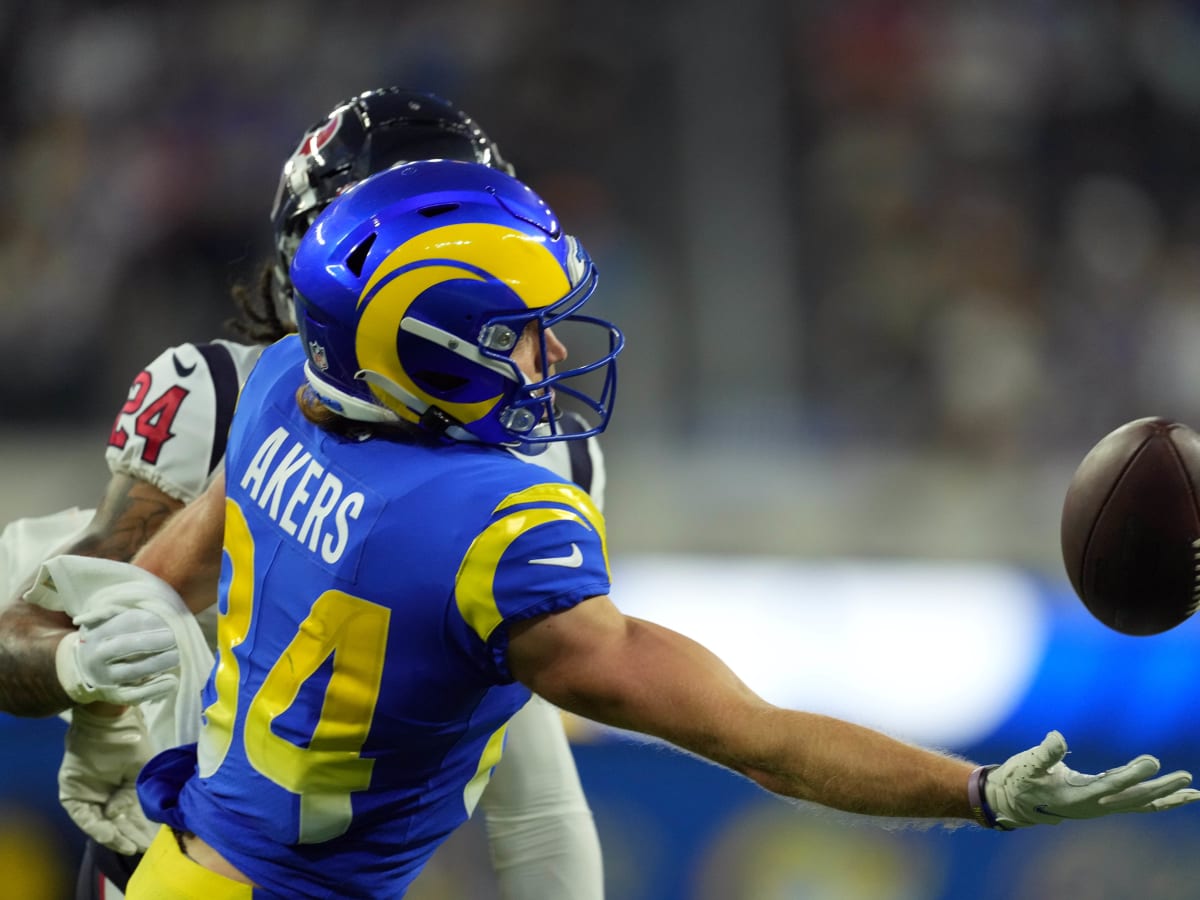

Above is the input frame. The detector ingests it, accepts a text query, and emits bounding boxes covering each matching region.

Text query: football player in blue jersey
[113,160,1200,899]
[0,90,604,900]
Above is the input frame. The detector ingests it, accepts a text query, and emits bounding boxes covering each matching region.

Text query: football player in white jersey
[0,88,604,900]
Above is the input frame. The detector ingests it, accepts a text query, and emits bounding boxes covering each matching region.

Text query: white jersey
[104,340,266,504]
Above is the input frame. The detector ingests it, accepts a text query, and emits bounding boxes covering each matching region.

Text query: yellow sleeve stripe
[455,507,588,643]
[494,482,608,567]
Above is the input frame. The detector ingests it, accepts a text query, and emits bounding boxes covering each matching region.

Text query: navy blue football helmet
[270,88,513,328]
[290,160,623,449]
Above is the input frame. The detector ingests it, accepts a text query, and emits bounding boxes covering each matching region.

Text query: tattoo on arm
[0,602,72,716]
[70,474,186,563]
[0,474,185,716]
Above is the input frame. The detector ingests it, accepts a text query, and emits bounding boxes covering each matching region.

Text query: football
[1061,416,1200,635]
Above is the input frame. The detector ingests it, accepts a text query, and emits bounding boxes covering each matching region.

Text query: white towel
[0,508,94,606]
[24,555,214,754]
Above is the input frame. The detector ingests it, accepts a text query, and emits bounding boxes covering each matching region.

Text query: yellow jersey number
[198,498,391,843]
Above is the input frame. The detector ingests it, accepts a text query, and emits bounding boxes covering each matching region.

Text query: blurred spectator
[4,0,1200,456]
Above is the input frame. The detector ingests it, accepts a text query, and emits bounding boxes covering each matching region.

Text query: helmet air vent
[418,202,461,218]
[345,233,377,276]
[415,371,468,392]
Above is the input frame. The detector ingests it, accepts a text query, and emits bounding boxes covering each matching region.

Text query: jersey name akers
[239,426,365,565]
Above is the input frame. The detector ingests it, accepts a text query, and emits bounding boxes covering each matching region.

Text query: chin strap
[306,362,483,443]
[418,405,461,437]
[305,362,402,423]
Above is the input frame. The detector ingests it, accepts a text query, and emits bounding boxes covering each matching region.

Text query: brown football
[1061,416,1200,635]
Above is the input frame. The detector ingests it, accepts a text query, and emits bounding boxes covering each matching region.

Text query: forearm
[0,475,184,717]
[0,601,140,718]
[0,601,72,716]
[523,611,974,822]
[517,599,1200,830]
[69,474,183,563]
[734,708,973,819]
[625,621,972,819]
[132,473,225,613]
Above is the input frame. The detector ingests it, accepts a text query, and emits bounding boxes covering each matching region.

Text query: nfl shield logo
[309,341,329,371]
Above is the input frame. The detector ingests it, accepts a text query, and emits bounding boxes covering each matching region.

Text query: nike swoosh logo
[529,543,583,568]
[1034,805,1065,819]
[173,353,197,378]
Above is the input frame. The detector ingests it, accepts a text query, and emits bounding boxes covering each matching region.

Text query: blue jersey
[138,335,611,898]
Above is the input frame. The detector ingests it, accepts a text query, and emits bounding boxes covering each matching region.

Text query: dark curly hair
[225,262,292,344]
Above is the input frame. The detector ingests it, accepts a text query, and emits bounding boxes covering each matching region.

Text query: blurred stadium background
[5,1,1200,897]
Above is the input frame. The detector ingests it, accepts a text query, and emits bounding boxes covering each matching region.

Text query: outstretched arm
[509,596,1200,826]
[509,595,971,819]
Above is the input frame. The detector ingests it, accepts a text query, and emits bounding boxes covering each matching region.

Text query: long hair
[226,262,292,344]
[295,384,432,445]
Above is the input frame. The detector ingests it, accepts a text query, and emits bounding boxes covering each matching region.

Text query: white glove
[59,705,159,855]
[978,730,1200,829]
[55,607,180,705]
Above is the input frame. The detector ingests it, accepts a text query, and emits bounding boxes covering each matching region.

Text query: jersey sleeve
[454,481,611,679]
[104,341,262,503]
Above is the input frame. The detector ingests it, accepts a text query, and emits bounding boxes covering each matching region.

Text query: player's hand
[59,705,158,855]
[983,730,1200,828]
[55,608,179,705]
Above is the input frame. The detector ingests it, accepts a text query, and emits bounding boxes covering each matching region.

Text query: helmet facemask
[475,263,621,450]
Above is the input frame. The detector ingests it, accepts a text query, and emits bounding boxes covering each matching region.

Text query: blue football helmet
[290,160,623,449]
[270,87,514,328]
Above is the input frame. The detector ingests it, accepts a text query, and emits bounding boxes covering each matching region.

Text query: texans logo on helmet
[300,111,344,159]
